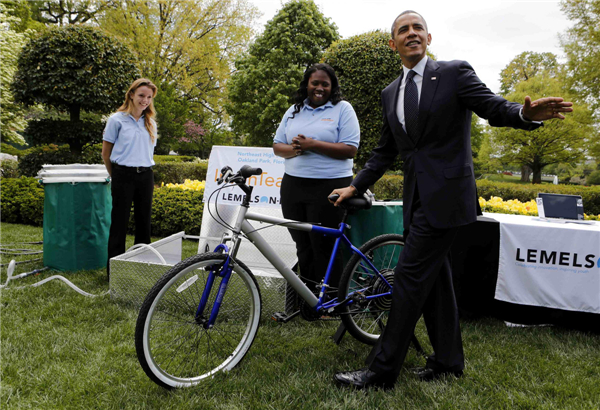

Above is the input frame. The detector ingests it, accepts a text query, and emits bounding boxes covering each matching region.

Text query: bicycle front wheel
[135,253,261,389]
[338,234,404,345]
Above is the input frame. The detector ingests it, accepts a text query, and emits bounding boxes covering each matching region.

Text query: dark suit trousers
[107,166,154,273]
[368,190,464,377]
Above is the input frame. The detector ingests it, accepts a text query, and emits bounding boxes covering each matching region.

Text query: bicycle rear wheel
[338,234,404,345]
[135,253,261,389]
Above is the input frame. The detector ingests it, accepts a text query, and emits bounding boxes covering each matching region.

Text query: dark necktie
[404,70,419,141]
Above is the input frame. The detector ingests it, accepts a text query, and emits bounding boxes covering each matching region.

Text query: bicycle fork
[195,244,234,329]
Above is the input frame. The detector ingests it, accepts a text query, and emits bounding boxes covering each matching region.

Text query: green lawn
[1,223,599,409]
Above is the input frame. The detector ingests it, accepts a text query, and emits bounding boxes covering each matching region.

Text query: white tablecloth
[487,213,600,314]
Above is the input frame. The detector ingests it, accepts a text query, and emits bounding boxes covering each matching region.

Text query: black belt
[112,163,153,173]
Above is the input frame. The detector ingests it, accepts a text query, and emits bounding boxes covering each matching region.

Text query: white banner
[493,213,600,314]
[203,146,285,208]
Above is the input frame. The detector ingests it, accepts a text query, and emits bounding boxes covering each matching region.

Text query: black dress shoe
[413,367,463,382]
[334,368,394,389]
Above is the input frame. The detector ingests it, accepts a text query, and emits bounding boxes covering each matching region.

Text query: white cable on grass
[1,259,109,297]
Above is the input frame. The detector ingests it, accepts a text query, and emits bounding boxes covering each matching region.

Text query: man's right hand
[329,185,358,207]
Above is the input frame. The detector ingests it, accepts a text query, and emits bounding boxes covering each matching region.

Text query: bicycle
[135,165,405,389]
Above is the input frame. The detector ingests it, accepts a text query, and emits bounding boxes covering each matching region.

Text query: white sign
[203,146,286,208]
[494,213,600,314]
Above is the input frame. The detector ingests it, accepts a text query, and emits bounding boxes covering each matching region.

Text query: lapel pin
[431,77,437,80]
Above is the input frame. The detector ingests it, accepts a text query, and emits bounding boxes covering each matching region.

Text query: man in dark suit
[331,10,573,389]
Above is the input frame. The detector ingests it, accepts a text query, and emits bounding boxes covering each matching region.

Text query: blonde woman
[102,78,158,277]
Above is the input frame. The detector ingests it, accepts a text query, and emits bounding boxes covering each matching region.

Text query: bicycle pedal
[271,310,300,323]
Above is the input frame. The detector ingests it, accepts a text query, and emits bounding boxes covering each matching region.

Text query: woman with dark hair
[102,78,158,277]
[273,63,360,291]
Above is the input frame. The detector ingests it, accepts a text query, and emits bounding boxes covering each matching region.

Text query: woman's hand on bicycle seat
[329,185,358,207]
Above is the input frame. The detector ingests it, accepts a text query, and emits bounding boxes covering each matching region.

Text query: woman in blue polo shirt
[102,78,158,277]
[274,63,360,290]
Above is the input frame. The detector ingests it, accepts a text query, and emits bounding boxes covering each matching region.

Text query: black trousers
[107,165,154,274]
[280,174,352,290]
[368,190,464,377]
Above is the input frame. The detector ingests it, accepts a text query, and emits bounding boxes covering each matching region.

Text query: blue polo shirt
[103,112,157,167]
[274,100,360,179]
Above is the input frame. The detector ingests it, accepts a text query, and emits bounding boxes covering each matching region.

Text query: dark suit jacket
[352,59,541,230]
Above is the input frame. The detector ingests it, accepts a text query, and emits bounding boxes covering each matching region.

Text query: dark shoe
[413,367,463,382]
[334,368,394,389]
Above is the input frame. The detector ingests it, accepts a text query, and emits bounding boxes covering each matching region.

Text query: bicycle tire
[338,234,404,345]
[135,252,261,389]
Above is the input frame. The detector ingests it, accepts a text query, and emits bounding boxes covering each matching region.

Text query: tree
[98,0,258,127]
[498,51,559,96]
[1,0,45,32]
[227,0,339,147]
[560,0,600,114]
[12,25,139,153]
[33,0,112,26]
[0,2,29,144]
[491,74,595,183]
[152,82,191,154]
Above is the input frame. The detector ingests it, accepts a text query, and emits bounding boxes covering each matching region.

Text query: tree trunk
[532,167,542,184]
[520,165,531,182]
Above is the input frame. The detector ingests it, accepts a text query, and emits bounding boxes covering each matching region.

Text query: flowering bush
[479,196,600,220]
[162,179,206,191]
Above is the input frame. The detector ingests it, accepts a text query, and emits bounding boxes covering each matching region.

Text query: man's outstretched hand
[523,96,573,121]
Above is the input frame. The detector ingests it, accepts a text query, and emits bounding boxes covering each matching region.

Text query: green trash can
[39,164,112,271]
[346,200,404,247]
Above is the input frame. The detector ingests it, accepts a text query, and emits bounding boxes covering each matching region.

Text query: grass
[2,222,599,409]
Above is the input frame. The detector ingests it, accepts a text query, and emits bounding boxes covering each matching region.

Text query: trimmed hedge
[1,159,20,178]
[153,162,209,185]
[18,144,103,177]
[125,187,204,237]
[476,179,600,215]
[0,177,44,225]
[153,155,197,163]
[372,175,404,200]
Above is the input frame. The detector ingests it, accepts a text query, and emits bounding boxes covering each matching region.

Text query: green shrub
[128,186,204,237]
[372,175,404,200]
[586,170,600,186]
[153,162,209,185]
[1,143,23,156]
[153,155,197,163]
[476,179,600,215]
[1,159,20,178]
[18,144,102,177]
[25,119,105,150]
[0,177,44,226]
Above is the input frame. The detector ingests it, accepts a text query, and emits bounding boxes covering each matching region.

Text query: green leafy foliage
[0,177,44,225]
[372,174,404,201]
[477,179,600,215]
[153,162,209,185]
[153,155,197,163]
[586,170,600,185]
[18,144,102,177]
[498,52,559,96]
[152,82,191,154]
[560,0,600,114]
[12,26,139,117]
[24,119,104,153]
[227,0,339,146]
[0,2,29,145]
[128,186,204,237]
[98,0,258,128]
[0,142,22,156]
[490,74,595,183]
[0,159,19,178]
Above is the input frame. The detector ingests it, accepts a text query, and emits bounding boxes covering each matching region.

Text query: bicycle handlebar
[218,165,263,185]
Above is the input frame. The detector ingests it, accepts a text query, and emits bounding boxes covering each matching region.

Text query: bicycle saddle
[328,192,373,211]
